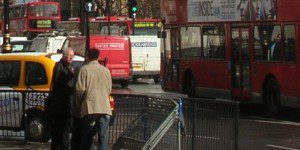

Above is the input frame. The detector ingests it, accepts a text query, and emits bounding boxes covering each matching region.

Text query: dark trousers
[81,114,110,150]
[71,117,82,150]
[51,116,71,150]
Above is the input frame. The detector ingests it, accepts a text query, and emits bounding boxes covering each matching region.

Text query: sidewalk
[0,141,50,150]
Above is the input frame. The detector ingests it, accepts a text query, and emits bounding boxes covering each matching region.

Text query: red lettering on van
[95,43,125,50]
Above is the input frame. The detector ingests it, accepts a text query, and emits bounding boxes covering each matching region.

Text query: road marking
[243,117,300,126]
[266,144,299,150]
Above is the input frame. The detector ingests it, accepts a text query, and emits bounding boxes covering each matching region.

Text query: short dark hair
[88,48,100,60]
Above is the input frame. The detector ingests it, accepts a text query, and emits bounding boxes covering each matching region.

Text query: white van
[30,34,67,53]
[129,35,161,83]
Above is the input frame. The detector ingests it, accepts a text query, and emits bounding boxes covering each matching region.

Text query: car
[11,40,33,52]
[0,52,84,142]
[0,36,28,53]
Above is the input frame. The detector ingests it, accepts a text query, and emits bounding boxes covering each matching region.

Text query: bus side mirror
[157,31,167,39]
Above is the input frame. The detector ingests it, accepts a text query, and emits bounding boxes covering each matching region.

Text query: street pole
[132,13,135,35]
[107,0,111,36]
[80,0,86,36]
[2,0,11,53]
[85,8,90,58]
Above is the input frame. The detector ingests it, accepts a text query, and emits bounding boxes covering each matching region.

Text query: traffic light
[128,0,137,18]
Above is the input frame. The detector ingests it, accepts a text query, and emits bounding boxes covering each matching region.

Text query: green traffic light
[131,6,137,12]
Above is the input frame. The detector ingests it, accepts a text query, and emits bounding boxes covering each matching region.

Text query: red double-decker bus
[160,0,299,114]
[0,2,61,39]
[57,16,131,36]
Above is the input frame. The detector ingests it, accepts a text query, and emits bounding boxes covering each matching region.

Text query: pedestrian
[76,48,112,150]
[50,48,75,150]
[269,33,282,61]
[71,62,84,150]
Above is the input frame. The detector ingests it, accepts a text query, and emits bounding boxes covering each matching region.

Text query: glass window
[9,7,20,19]
[253,25,281,61]
[164,29,172,59]
[20,6,27,17]
[25,62,47,85]
[202,26,226,59]
[58,22,80,33]
[283,25,295,62]
[0,61,21,86]
[30,4,58,17]
[92,22,128,36]
[180,26,202,57]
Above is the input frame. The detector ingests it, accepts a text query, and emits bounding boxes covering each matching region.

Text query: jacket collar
[88,60,99,64]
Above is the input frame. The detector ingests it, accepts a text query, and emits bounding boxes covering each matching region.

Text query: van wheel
[187,77,196,98]
[120,80,129,88]
[264,79,281,115]
[153,76,160,84]
[26,112,50,142]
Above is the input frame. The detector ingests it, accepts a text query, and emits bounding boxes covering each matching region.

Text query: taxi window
[0,61,21,86]
[25,62,47,85]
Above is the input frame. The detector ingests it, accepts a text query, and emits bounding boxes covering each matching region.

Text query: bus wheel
[26,112,50,142]
[264,79,281,115]
[153,76,160,84]
[187,77,196,98]
[120,80,129,88]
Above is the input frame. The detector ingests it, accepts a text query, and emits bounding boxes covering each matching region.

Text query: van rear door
[91,36,131,81]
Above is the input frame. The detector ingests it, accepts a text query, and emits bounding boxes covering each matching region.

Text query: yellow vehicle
[0,52,84,142]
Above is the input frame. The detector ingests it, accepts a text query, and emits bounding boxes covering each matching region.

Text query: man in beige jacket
[75,48,112,150]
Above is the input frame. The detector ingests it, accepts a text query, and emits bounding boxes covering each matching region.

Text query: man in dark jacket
[50,48,75,150]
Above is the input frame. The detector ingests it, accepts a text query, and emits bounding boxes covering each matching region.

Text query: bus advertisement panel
[160,0,299,114]
[0,2,61,39]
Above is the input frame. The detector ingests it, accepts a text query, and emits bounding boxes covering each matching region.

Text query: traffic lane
[112,79,187,99]
[239,104,300,150]
[239,118,300,150]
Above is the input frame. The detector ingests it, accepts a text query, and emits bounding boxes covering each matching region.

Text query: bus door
[230,27,251,100]
[162,28,180,90]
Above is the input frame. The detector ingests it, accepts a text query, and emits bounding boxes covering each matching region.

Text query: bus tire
[187,77,196,98]
[264,78,281,115]
[26,112,51,142]
[120,80,129,87]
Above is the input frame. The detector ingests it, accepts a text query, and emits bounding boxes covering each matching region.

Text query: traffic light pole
[132,15,135,35]
[107,0,111,36]
[2,0,11,53]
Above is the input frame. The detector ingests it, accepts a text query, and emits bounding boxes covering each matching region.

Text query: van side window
[0,61,21,86]
[25,62,47,85]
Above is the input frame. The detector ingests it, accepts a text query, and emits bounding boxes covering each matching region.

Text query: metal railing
[110,94,179,150]
[180,98,239,150]
[0,90,239,150]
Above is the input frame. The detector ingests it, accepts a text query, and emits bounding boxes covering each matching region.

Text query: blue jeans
[81,114,110,150]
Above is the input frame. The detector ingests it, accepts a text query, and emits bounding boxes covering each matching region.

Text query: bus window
[253,25,281,61]
[180,26,202,58]
[202,26,226,59]
[21,6,27,17]
[283,25,295,62]
[30,4,58,17]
